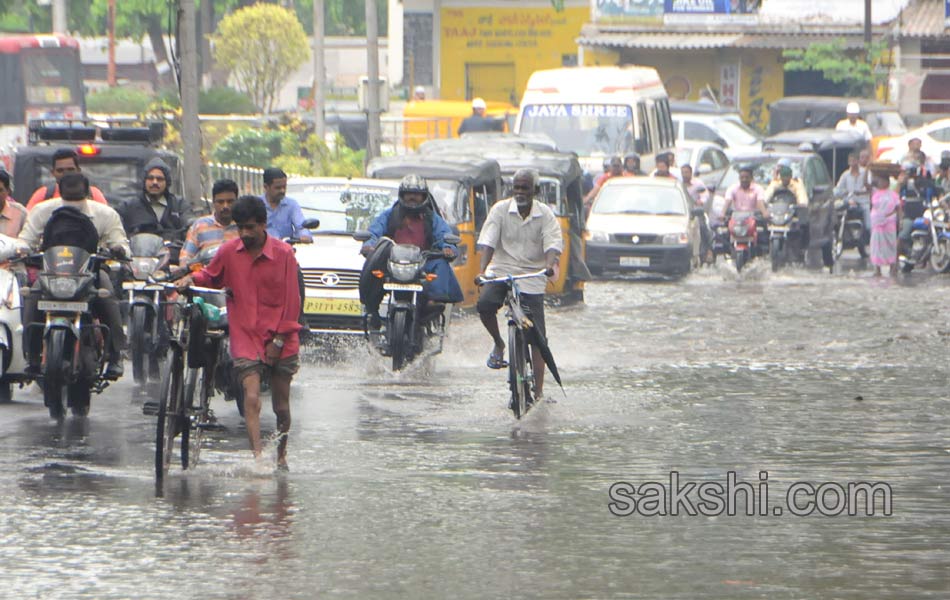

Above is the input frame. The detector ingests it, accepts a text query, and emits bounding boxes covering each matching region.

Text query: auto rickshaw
[401,99,518,151]
[416,139,588,303]
[763,128,867,182]
[366,155,503,308]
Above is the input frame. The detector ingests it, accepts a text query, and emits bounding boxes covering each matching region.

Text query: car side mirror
[352,230,372,242]
[443,233,461,245]
[698,163,713,175]
[301,218,320,230]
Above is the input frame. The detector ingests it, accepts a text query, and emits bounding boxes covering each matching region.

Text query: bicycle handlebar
[476,269,551,286]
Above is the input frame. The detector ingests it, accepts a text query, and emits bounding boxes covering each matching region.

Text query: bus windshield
[519,104,634,156]
[21,49,82,107]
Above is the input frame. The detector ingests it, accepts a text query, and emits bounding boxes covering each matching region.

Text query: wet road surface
[0,262,948,599]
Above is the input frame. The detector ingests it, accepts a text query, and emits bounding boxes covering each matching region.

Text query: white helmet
[846,102,860,115]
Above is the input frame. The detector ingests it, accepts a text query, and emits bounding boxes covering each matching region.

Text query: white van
[515,66,675,174]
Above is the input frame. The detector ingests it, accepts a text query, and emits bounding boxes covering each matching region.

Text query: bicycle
[154,284,228,484]
[476,269,550,419]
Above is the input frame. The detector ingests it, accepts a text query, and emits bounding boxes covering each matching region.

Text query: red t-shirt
[393,214,427,248]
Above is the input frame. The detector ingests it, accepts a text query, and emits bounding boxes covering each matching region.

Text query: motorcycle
[728,211,758,272]
[768,190,804,272]
[902,198,950,274]
[832,193,868,265]
[929,196,950,274]
[358,234,460,371]
[27,246,119,419]
[124,233,175,384]
[0,243,27,403]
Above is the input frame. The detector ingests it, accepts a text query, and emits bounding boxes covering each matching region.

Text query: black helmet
[398,174,430,213]
[624,152,640,163]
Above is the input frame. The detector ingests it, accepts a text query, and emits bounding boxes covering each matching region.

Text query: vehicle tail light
[77,144,100,156]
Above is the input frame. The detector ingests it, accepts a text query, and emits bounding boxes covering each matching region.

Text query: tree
[783,39,890,98]
[211,4,308,112]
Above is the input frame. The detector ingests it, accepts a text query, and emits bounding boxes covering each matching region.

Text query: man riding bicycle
[476,168,562,399]
[359,174,463,329]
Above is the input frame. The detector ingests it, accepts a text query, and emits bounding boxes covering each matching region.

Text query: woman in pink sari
[869,171,901,276]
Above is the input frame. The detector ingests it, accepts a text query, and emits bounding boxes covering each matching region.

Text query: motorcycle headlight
[732,224,745,236]
[771,212,791,225]
[41,275,79,299]
[389,260,422,283]
[662,232,688,245]
[131,257,160,280]
[584,230,610,243]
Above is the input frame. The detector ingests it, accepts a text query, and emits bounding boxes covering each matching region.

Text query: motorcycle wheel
[770,238,783,272]
[69,383,90,417]
[44,330,67,421]
[734,248,747,272]
[930,241,950,273]
[130,305,147,385]
[901,259,915,273]
[0,382,11,404]
[390,310,409,372]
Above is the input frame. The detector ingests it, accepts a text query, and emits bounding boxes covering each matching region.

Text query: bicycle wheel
[155,347,183,483]
[183,366,211,468]
[507,324,529,419]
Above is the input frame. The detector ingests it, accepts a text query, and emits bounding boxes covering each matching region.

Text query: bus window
[657,98,675,149]
[637,102,653,155]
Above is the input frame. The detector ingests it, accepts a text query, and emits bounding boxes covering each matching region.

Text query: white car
[876,118,950,165]
[674,140,730,190]
[287,177,399,335]
[584,176,696,277]
[671,102,763,158]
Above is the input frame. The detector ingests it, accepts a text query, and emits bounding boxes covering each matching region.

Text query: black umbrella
[525,322,565,396]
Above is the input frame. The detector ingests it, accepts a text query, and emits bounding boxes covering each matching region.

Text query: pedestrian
[176,195,302,470]
[869,167,901,277]
[413,86,426,101]
[458,98,498,135]
[835,102,872,143]
[26,148,109,210]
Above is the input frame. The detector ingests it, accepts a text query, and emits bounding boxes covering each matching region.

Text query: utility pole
[179,0,203,208]
[365,0,382,162]
[313,0,326,142]
[864,0,872,46]
[107,0,116,86]
[51,0,67,34]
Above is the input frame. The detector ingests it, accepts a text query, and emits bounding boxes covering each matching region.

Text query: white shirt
[835,118,872,142]
[477,199,563,295]
[17,198,131,256]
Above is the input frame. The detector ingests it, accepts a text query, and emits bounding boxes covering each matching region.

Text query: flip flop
[486,349,508,369]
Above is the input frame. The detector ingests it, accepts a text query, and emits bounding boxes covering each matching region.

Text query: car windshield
[34,160,143,207]
[593,184,687,216]
[294,185,397,232]
[717,158,803,191]
[714,118,761,146]
[519,104,634,156]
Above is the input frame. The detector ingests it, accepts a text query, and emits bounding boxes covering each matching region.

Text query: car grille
[301,268,361,290]
[613,233,660,245]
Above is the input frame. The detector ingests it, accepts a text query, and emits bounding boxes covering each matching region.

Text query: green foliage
[211,127,297,168]
[212,4,308,113]
[310,134,365,178]
[199,87,257,114]
[783,39,890,97]
[86,86,153,113]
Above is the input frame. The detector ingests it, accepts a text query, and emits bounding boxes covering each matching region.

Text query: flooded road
[1,264,948,599]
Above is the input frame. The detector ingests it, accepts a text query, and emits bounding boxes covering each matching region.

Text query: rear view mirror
[443,233,461,245]
[301,218,320,230]
[352,230,372,242]
[698,163,712,175]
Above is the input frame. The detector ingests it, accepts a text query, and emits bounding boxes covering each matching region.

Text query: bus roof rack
[27,119,165,146]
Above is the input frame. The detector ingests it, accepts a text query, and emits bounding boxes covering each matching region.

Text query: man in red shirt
[26,148,109,211]
[176,195,301,470]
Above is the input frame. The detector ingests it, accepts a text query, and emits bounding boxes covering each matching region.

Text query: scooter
[832,193,868,264]
[124,233,176,385]
[728,210,758,272]
[0,240,27,402]
[768,190,803,272]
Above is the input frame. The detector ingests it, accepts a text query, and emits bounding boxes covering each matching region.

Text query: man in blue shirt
[260,167,313,243]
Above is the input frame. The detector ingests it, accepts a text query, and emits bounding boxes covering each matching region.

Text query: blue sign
[664,0,732,13]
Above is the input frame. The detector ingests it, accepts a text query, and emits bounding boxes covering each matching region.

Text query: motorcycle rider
[898,160,936,256]
[180,179,240,264]
[835,151,871,236]
[17,173,129,379]
[359,174,463,329]
[623,152,643,176]
[651,154,676,179]
[722,164,770,219]
[682,164,712,262]
[584,156,624,212]
[120,158,193,260]
[765,163,809,207]
[936,151,950,197]
[25,148,109,210]
[0,170,27,238]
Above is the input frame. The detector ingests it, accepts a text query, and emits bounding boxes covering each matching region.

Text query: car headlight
[662,233,689,245]
[584,230,610,243]
[41,275,80,299]
[389,260,421,283]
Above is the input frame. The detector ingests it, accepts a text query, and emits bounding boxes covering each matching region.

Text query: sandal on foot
[486,349,508,369]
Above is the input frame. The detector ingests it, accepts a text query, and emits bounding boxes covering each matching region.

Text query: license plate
[122,282,164,291]
[619,256,650,267]
[303,297,362,316]
[38,300,88,312]
[383,283,424,291]
[770,225,789,232]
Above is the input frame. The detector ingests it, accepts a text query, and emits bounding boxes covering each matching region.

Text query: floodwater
[0,262,948,599]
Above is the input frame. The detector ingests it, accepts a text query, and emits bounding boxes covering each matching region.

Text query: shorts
[233,355,300,382]
[477,283,546,339]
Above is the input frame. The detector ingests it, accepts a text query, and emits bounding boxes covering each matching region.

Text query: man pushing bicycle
[476,168,562,400]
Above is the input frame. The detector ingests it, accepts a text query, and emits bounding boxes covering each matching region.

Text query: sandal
[486,349,508,369]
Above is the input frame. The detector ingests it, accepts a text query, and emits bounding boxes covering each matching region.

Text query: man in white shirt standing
[835,102,872,143]
[476,168,562,398]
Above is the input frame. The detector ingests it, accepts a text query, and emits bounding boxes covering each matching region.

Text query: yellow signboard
[440,6,587,104]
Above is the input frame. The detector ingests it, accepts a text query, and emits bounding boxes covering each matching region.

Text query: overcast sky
[759,0,911,23]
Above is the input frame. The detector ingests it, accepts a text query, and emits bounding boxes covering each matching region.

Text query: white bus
[515,66,675,174]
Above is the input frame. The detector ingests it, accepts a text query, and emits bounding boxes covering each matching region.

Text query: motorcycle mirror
[352,231,372,243]
[301,218,320,230]
[443,233,462,245]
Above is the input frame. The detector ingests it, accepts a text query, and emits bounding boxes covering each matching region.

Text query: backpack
[41,205,99,254]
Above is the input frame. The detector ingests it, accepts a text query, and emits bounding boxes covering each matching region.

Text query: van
[515,66,675,175]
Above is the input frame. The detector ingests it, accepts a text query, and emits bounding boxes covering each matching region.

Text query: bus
[0,34,85,169]
[515,66,675,174]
